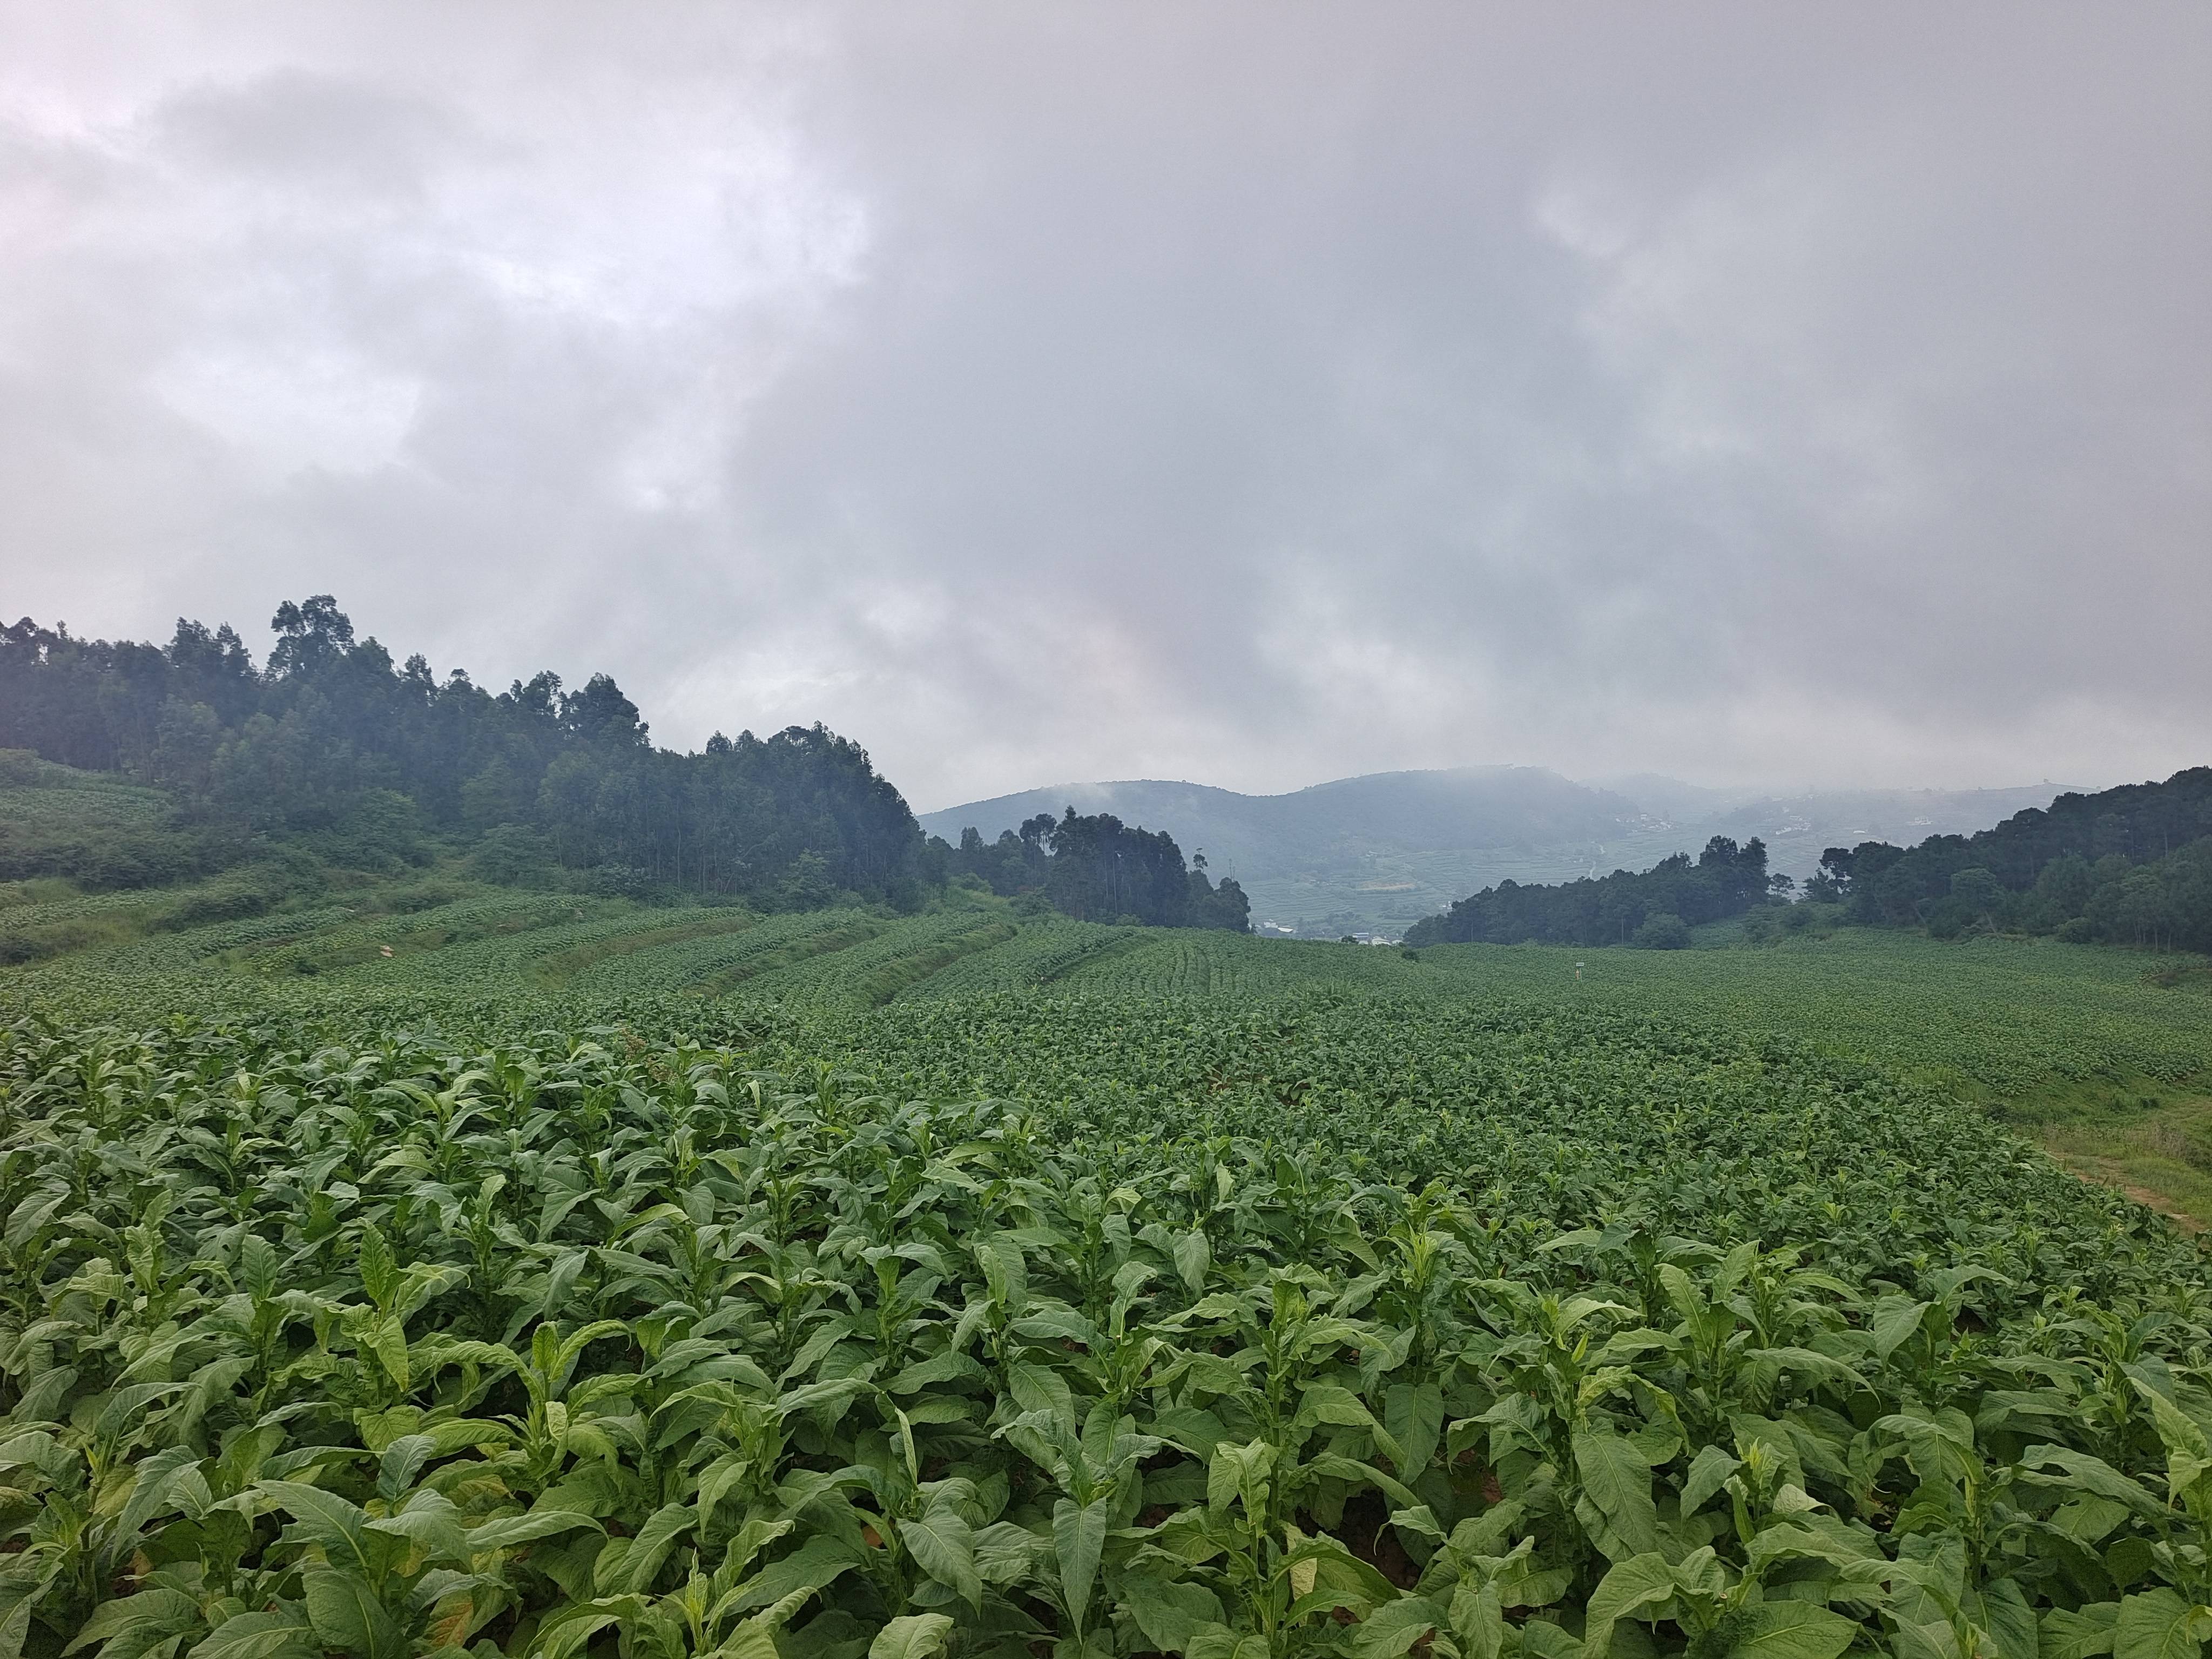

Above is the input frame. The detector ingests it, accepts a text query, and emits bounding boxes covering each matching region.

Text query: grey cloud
[0,2,2204,808]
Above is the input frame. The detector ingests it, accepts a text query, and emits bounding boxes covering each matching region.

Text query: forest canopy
[1,598,1253,934]
[1810,767,2212,951]
[1,599,928,908]
[1402,834,1777,948]
[1405,769,2212,953]
[930,807,1250,931]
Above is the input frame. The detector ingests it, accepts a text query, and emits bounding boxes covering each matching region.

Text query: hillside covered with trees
[932,808,1250,930]
[1402,834,1779,947]
[1404,770,2212,953]
[1811,767,2212,950]
[2,598,1252,935]
[2,598,927,907]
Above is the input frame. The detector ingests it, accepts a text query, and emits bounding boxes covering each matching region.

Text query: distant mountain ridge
[922,765,1630,861]
[921,768,2082,938]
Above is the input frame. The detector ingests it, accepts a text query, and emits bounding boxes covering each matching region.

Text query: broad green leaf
[1207,1441,1247,1513]
[1973,1575,2038,1659]
[1054,1496,1109,1634]
[723,1535,861,1616]
[1186,1628,1270,1659]
[464,1507,603,1554]
[1306,1453,1422,1513]
[886,1349,984,1394]
[1658,1265,1705,1324]
[775,1378,867,1419]
[2049,1498,2131,1543]
[1714,1243,1758,1298]
[595,1501,693,1595]
[2130,1383,2212,1507]
[255,1482,371,1573]
[1121,1573,1225,1654]
[528,1599,649,1659]
[1744,1519,1883,1576]
[0,1432,61,1476]
[1580,1554,1676,1659]
[1681,1445,1741,1517]
[1388,1505,1446,1542]
[1175,1230,1211,1296]
[114,1446,203,1543]
[1868,1297,1930,1363]
[360,1314,410,1393]
[62,1589,200,1658]
[868,1614,954,1659]
[1521,1620,1581,1659]
[2018,1448,2164,1518]
[1452,1578,1507,1659]
[4,1190,68,1251]
[1152,1407,1229,1458]
[1572,1430,1660,1561]
[976,1235,1028,1310]
[975,1520,1050,1586]
[1348,1596,1444,1659]
[364,1488,470,1563]
[707,1619,782,1659]
[182,1611,316,1659]
[900,1512,982,1610]
[1745,1348,1863,1390]
[1725,1601,1858,1659]
[2113,1590,2212,1659]
[358,1224,398,1312]
[373,1434,434,1502]
[301,1567,404,1659]
[1011,1307,1098,1348]
[1384,1380,1444,1475]
[2040,1603,2119,1659]
[1008,1363,1076,1433]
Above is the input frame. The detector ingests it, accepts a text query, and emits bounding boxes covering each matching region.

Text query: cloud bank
[2,2,2206,808]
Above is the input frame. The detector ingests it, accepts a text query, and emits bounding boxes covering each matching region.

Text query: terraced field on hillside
[9,883,2209,1101]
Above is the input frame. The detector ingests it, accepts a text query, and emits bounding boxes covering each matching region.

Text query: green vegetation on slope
[920,773,2080,938]
[9,869,2212,1222]
[9,880,2209,1109]
[1814,768,2212,950]
[6,868,2212,1657]
[0,752,230,894]
[4,960,2212,1659]
[1,599,929,908]
[1402,837,1781,949]
[932,811,1251,933]
[919,767,1643,935]
[1403,770,2212,956]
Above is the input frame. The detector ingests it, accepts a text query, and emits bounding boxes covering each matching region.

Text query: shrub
[470,823,559,888]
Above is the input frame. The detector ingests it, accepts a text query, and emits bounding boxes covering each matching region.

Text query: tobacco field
[2,897,2211,1659]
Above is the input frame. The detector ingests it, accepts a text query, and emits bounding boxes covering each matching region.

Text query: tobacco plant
[0,997,2207,1659]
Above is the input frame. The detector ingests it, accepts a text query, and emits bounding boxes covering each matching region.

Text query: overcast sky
[2,3,2206,809]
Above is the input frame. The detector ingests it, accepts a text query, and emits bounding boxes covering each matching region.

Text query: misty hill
[924,770,2085,937]
[922,767,1647,936]
[923,767,1630,864]
[1692,785,2082,878]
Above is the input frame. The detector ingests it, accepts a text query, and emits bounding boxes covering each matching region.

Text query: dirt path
[2039,1096,2212,1232]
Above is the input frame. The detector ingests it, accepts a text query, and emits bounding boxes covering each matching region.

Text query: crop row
[6,894,2209,1102]
[565,912,886,998]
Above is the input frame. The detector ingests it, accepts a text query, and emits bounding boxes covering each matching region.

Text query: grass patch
[2040,1092,2212,1230]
